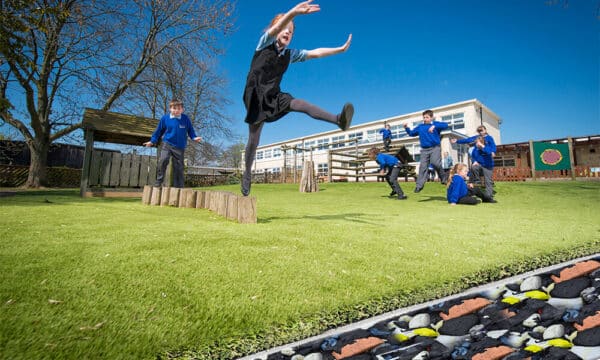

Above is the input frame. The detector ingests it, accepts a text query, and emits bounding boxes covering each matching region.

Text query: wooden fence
[142,186,256,224]
[493,165,599,181]
[0,165,81,187]
[87,150,157,188]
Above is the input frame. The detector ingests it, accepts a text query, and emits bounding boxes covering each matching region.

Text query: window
[273,148,281,158]
[264,149,272,159]
[441,112,465,131]
[390,124,406,139]
[256,151,263,160]
[348,132,363,143]
[317,138,329,151]
[367,129,379,143]
[331,135,345,148]
[410,145,421,162]
[305,140,316,151]
[272,167,281,174]
[317,163,328,176]
[494,155,516,167]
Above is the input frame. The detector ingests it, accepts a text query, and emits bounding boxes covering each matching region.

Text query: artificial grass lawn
[1,181,599,359]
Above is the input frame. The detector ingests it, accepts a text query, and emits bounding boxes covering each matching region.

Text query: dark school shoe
[337,103,354,131]
[414,187,423,193]
[389,190,397,196]
[396,194,408,200]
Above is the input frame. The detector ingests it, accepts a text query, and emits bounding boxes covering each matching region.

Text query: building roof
[255,98,500,149]
[82,108,158,146]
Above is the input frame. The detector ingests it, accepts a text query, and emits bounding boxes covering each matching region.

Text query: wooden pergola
[80,108,159,197]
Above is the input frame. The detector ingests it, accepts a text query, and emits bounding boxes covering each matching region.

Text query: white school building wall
[243,99,502,180]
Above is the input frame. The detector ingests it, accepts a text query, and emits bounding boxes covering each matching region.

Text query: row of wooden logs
[141,186,257,224]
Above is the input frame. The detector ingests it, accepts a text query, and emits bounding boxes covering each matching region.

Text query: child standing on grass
[446,163,492,205]
[144,99,201,188]
[403,109,448,192]
[241,0,354,196]
[368,147,407,200]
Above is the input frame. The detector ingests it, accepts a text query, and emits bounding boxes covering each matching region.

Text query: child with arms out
[144,99,201,188]
[403,109,448,192]
[241,0,353,196]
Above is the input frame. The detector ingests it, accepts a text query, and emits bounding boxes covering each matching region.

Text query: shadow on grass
[259,212,376,224]
[417,196,447,202]
[0,189,141,206]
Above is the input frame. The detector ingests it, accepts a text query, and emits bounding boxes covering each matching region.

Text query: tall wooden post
[568,137,576,180]
[293,146,298,183]
[327,150,333,183]
[529,140,536,181]
[80,129,95,197]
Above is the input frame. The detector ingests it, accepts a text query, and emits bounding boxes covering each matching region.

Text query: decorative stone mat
[242,254,600,360]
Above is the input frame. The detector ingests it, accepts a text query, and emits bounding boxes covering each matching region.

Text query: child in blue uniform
[446,163,491,205]
[144,99,201,188]
[403,109,448,192]
[241,0,354,196]
[379,123,392,152]
[451,125,497,202]
[368,147,407,200]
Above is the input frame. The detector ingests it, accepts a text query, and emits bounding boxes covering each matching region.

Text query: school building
[243,99,501,182]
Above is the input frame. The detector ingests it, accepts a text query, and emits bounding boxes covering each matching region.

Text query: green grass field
[1,181,599,359]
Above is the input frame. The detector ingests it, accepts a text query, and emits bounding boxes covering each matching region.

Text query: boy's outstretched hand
[293,0,320,15]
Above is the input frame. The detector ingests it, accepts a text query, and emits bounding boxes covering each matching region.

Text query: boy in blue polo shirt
[403,109,448,192]
[451,125,497,202]
[379,123,392,151]
[368,147,407,200]
[144,99,202,188]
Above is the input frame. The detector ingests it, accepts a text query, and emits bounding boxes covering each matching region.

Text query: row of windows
[254,112,465,160]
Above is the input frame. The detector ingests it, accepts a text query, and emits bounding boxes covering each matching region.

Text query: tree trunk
[25,139,49,188]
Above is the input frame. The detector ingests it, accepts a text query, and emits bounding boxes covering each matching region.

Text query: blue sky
[219,0,599,146]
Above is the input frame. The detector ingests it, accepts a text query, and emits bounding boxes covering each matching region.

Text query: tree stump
[150,186,161,205]
[160,187,170,206]
[142,185,152,205]
[181,189,195,208]
[142,188,256,224]
[238,196,257,224]
[226,193,238,221]
[168,188,180,207]
[195,191,206,209]
[299,160,318,193]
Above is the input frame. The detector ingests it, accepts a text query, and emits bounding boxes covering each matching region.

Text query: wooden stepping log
[142,187,257,224]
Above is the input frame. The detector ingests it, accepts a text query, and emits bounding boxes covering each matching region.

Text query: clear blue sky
[219,0,599,146]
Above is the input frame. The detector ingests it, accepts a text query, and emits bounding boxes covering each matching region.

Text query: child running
[241,0,354,196]
[446,163,493,205]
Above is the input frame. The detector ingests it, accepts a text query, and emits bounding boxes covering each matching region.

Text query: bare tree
[129,42,234,167]
[0,0,234,187]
